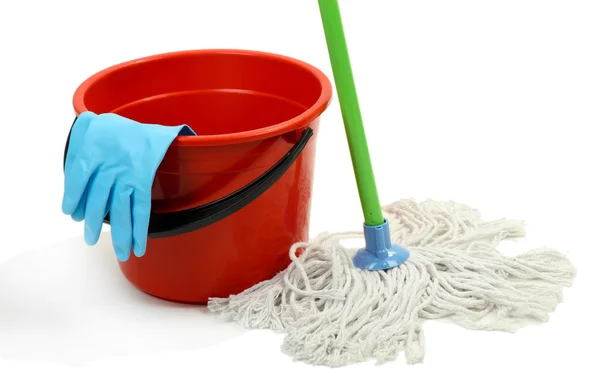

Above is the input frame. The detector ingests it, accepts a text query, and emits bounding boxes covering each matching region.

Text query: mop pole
[318,0,409,270]
[317,0,384,227]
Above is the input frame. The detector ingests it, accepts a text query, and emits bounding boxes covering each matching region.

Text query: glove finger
[109,185,133,262]
[62,154,96,215]
[132,189,152,257]
[65,111,96,175]
[70,187,88,222]
[83,174,114,246]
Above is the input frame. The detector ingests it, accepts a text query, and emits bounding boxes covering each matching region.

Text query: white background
[0,0,598,385]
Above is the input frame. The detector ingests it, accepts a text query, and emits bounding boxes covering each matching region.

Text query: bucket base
[138,287,209,305]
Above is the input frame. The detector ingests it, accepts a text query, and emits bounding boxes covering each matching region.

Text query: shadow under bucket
[72,49,333,303]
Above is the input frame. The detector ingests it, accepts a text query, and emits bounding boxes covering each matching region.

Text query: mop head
[207,199,576,366]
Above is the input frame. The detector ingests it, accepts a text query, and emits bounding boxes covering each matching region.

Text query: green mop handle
[318,0,385,226]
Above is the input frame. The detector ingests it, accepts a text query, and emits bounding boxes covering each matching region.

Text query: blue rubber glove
[62,112,195,261]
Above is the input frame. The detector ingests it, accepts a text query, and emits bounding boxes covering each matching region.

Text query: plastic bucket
[71,49,332,303]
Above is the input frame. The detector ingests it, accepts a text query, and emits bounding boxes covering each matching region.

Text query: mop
[207,0,576,366]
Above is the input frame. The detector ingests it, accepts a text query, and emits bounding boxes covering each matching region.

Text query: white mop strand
[207,199,576,366]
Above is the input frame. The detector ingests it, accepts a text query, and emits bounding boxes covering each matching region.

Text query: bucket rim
[73,48,333,147]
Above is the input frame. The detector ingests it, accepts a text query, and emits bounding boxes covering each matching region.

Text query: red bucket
[71,49,332,303]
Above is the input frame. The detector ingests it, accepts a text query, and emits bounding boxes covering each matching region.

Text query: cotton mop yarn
[207,199,576,367]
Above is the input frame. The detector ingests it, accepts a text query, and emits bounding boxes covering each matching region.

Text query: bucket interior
[80,52,326,135]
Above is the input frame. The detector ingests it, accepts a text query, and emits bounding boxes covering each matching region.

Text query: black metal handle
[63,117,313,238]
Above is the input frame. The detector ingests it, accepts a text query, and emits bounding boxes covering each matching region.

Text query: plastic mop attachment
[207,0,576,366]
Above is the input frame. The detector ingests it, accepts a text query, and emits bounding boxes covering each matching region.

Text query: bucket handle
[63,117,313,238]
